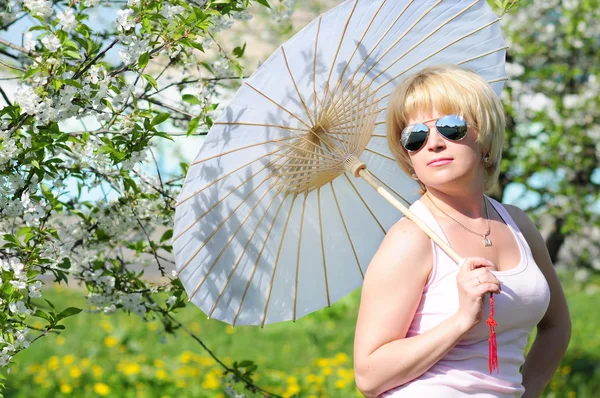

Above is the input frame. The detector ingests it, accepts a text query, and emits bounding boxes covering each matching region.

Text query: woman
[353,65,571,398]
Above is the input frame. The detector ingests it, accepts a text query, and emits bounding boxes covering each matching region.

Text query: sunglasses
[401,114,469,152]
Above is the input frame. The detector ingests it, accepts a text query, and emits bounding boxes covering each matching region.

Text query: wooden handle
[358,167,462,264]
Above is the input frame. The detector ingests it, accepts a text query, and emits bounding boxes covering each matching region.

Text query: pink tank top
[380,196,551,397]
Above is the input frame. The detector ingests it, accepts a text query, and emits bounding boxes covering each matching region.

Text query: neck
[425,186,486,219]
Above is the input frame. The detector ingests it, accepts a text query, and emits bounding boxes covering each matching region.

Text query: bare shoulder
[503,204,544,249]
[364,216,432,281]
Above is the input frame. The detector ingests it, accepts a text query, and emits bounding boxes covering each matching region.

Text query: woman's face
[406,108,484,191]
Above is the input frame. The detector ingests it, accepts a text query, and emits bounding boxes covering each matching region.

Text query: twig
[0,58,26,72]
[141,96,196,118]
[131,206,167,277]
[0,37,39,57]
[73,38,119,80]
[0,86,11,105]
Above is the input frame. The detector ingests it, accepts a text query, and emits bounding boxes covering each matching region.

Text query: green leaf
[255,0,270,8]
[187,117,200,135]
[142,74,158,91]
[151,113,170,126]
[160,229,173,243]
[55,307,83,322]
[233,42,246,58]
[23,68,41,79]
[138,52,150,69]
[182,94,202,105]
[65,50,82,59]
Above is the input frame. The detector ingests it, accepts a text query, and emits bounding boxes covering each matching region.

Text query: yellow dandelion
[197,356,213,366]
[104,336,119,348]
[148,322,158,331]
[154,359,165,368]
[562,365,572,376]
[286,376,298,384]
[27,364,42,374]
[156,369,167,380]
[335,380,346,389]
[287,384,300,395]
[48,356,60,371]
[60,383,73,394]
[306,374,317,383]
[99,320,113,333]
[80,358,91,368]
[179,351,194,364]
[335,352,349,364]
[69,367,82,379]
[94,382,111,396]
[56,336,65,346]
[316,358,329,367]
[120,363,141,376]
[202,374,220,390]
[190,322,202,333]
[225,326,235,335]
[63,355,76,365]
[323,367,333,376]
[92,365,103,378]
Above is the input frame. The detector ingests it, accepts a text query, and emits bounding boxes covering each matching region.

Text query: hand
[455,257,501,331]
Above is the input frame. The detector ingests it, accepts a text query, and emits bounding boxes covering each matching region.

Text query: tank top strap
[408,199,451,247]
[485,195,531,258]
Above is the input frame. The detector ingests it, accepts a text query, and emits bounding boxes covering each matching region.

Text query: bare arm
[353,219,500,397]
[507,205,572,398]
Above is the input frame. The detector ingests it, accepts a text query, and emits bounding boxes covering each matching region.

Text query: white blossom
[23,0,53,17]
[117,9,135,32]
[24,32,36,52]
[41,34,61,52]
[15,86,41,115]
[57,8,77,33]
[28,281,43,298]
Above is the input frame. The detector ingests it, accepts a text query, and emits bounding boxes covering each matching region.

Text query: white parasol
[173,0,507,329]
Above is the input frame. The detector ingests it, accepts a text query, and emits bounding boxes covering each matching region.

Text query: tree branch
[0,37,39,57]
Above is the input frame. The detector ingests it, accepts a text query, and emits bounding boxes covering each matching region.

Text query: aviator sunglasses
[401,114,469,152]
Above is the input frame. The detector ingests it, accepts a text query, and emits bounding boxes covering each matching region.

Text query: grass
[3,271,600,397]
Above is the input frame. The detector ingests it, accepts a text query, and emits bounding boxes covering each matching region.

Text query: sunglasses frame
[401,114,470,153]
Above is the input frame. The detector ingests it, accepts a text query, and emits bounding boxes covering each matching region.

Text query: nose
[425,125,446,151]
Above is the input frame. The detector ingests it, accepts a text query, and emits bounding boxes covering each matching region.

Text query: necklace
[426,193,492,247]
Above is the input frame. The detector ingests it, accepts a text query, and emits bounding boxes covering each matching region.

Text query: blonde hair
[386,65,505,192]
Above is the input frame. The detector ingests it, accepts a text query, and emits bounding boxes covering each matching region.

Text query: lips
[427,158,453,166]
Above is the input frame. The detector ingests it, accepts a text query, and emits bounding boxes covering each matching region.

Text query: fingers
[459,257,495,271]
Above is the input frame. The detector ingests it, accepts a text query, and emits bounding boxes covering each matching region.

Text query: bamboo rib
[327,0,388,109]
[342,173,386,235]
[260,193,298,327]
[177,165,287,275]
[293,193,309,321]
[232,192,290,327]
[367,169,412,207]
[313,16,322,120]
[189,135,297,167]
[374,15,500,93]
[364,147,396,162]
[336,0,439,103]
[206,185,286,318]
[487,76,508,84]
[245,82,312,129]
[213,121,309,133]
[317,187,331,307]
[358,168,461,263]
[178,147,286,207]
[330,181,364,279]
[457,46,508,66]
[321,0,359,113]
[282,46,316,126]
[187,176,285,301]
[333,0,415,104]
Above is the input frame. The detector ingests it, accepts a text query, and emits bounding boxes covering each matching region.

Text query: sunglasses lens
[401,124,429,152]
[436,115,468,141]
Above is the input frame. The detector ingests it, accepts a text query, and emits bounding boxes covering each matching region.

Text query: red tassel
[486,293,499,374]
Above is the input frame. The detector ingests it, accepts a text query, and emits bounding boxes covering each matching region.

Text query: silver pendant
[484,238,492,247]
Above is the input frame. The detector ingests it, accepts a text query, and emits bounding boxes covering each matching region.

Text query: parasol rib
[232,193,290,327]
[177,166,288,275]
[343,173,386,235]
[282,46,316,126]
[190,135,297,167]
[313,16,322,120]
[457,46,508,66]
[206,185,286,318]
[321,0,360,113]
[293,193,309,321]
[317,188,332,307]
[187,177,285,301]
[364,147,396,162]
[330,181,364,279]
[179,147,286,206]
[260,194,299,327]
[245,82,312,129]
